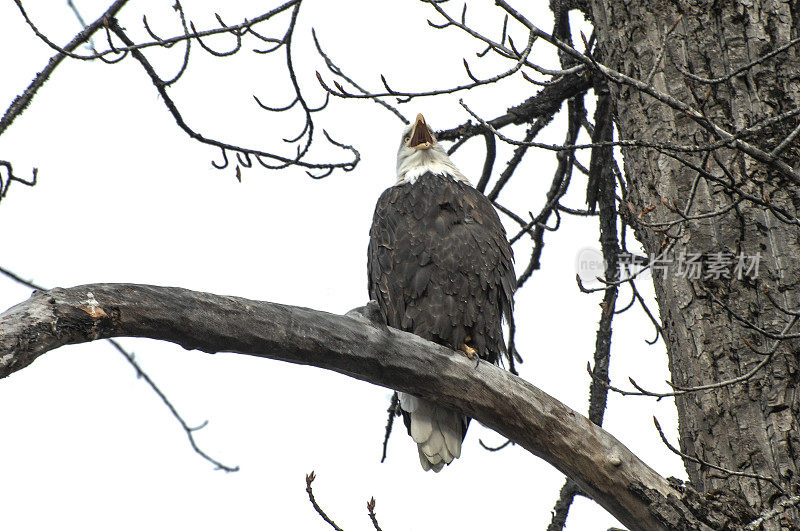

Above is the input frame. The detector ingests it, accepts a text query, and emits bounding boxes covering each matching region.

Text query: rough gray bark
[0,282,740,530]
[589,0,800,526]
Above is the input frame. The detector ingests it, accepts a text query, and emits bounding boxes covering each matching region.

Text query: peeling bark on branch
[1,283,744,529]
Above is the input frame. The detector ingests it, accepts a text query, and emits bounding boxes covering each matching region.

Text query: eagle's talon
[459,343,479,360]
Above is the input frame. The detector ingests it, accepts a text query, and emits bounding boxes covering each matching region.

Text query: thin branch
[0,264,40,290]
[653,148,800,227]
[317,30,536,102]
[547,479,583,531]
[312,29,407,124]
[548,91,618,531]
[108,338,238,471]
[492,201,542,243]
[380,392,399,463]
[0,266,235,471]
[107,18,358,174]
[14,0,300,61]
[699,284,800,341]
[631,280,663,344]
[478,438,513,451]
[305,472,345,531]
[0,160,37,203]
[2,0,130,137]
[769,121,800,158]
[587,92,619,427]
[676,35,800,85]
[495,0,800,184]
[367,498,383,531]
[487,118,550,201]
[423,0,583,79]
[475,131,496,193]
[588,314,798,399]
[653,417,784,494]
[511,96,583,291]
[459,99,800,159]
[435,70,593,145]
[66,0,98,52]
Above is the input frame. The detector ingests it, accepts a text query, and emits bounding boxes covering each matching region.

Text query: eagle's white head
[396,114,469,185]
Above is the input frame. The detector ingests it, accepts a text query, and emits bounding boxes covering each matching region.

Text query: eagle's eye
[403,135,411,144]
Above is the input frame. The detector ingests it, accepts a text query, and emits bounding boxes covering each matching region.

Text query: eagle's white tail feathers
[398,392,463,472]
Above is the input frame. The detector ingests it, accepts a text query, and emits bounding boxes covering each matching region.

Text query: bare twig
[2,0,130,137]
[13,0,301,61]
[475,131,496,193]
[478,438,513,451]
[653,417,784,494]
[380,392,399,463]
[495,0,800,184]
[588,315,798,398]
[367,497,383,531]
[312,30,407,124]
[305,472,345,531]
[107,17,358,175]
[676,35,800,85]
[547,479,583,531]
[0,266,236,471]
[0,161,37,204]
[317,30,535,102]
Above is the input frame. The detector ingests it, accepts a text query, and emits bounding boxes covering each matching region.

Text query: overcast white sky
[0,1,683,529]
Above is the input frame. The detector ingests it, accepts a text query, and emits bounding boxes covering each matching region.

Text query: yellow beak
[409,113,434,148]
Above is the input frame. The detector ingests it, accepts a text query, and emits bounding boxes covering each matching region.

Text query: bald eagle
[368,114,515,472]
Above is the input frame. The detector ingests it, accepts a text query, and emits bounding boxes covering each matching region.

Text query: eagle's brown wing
[367,172,514,365]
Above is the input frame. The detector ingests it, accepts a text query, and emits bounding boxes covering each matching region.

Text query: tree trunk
[589,0,800,526]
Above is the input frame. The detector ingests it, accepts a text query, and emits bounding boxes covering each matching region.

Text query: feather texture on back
[368,169,514,472]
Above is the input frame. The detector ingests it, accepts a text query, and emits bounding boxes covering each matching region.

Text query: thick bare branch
[0,282,679,530]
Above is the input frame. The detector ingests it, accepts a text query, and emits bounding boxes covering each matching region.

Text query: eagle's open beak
[409,113,434,149]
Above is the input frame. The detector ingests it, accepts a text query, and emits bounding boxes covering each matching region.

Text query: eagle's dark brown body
[370,114,516,472]
[368,171,515,366]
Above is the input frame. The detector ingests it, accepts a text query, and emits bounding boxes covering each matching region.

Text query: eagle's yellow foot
[458,336,480,367]
[458,344,478,358]
[458,343,479,363]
